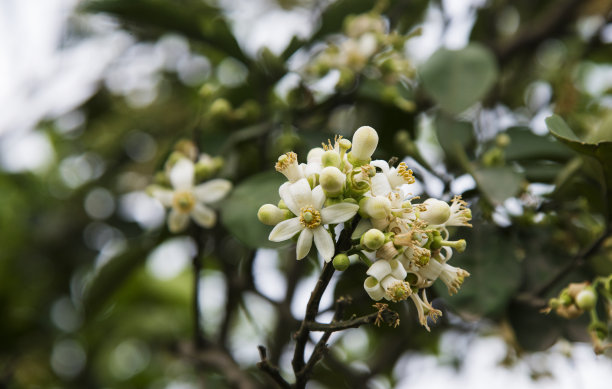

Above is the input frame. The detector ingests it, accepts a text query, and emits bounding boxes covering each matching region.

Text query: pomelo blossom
[150,158,231,233]
[268,178,359,262]
[257,125,474,331]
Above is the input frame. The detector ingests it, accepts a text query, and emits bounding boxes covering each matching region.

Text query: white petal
[269,218,303,242]
[313,227,335,262]
[290,178,313,210]
[170,159,195,190]
[296,228,313,260]
[151,187,174,207]
[389,259,407,280]
[193,179,232,203]
[370,159,390,173]
[370,173,391,196]
[351,218,373,240]
[312,185,326,210]
[168,209,189,233]
[364,276,385,301]
[366,260,392,281]
[279,182,300,216]
[191,203,216,228]
[320,203,359,224]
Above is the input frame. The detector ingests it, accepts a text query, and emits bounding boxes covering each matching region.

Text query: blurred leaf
[473,167,523,204]
[504,126,572,162]
[546,114,612,217]
[434,114,475,162]
[83,0,248,63]
[508,303,562,351]
[420,44,498,114]
[83,236,157,316]
[221,171,285,248]
[435,225,521,317]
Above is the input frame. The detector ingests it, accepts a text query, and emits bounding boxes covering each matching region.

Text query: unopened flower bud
[575,287,597,311]
[209,98,232,118]
[307,147,325,165]
[362,228,385,250]
[257,204,285,226]
[321,150,341,168]
[333,254,350,271]
[349,126,379,165]
[419,198,451,225]
[320,166,345,197]
[360,196,391,219]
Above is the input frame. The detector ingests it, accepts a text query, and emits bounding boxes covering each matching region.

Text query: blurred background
[1,0,612,388]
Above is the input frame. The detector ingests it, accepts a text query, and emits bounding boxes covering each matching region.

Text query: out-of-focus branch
[191,226,205,350]
[494,0,582,62]
[256,345,291,389]
[180,342,259,389]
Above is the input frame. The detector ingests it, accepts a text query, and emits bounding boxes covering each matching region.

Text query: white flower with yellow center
[363,259,412,302]
[151,158,232,233]
[268,179,359,262]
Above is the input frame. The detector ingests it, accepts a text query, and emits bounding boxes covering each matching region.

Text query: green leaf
[473,167,523,204]
[420,44,498,114]
[504,126,572,162]
[434,114,475,162]
[83,236,157,316]
[434,225,521,317]
[546,114,612,218]
[221,171,286,249]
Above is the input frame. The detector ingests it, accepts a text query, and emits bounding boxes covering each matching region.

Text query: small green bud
[278,199,288,209]
[575,287,597,311]
[496,133,511,148]
[321,150,341,168]
[209,98,232,118]
[257,204,285,226]
[362,228,385,250]
[320,166,345,196]
[333,254,350,271]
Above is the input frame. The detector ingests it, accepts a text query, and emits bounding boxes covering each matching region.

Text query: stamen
[275,151,298,172]
[299,206,322,229]
[172,191,196,213]
[396,162,415,184]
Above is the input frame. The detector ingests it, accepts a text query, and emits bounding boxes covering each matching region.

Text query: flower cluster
[258,126,472,331]
[305,12,416,93]
[148,140,232,233]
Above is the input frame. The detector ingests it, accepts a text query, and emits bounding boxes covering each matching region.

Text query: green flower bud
[348,126,378,164]
[419,198,450,225]
[209,98,232,118]
[333,254,350,271]
[257,204,285,226]
[320,166,345,197]
[321,150,342,168]
[575,287,597,311]
[362,228,385,250]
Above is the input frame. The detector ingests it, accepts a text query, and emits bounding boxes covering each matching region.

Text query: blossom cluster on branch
[258,126,472,330]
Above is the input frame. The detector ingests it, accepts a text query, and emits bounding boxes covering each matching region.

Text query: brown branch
[181,342,258,389]
[516,227,612,307]
[305,303,399,332]
[257,345,291,389]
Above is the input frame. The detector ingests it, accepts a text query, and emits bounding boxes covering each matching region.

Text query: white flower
[268,178,359,262]
[370,160,415,190]
[446,195,472,227]
[275,152,304,183]
[364,259,411,302]
[151,158,232,233]
[417,258,470,295]
[409,290,442,332]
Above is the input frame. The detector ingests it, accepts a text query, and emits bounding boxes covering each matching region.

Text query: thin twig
[257,345,291,389]
[192,227,205,350]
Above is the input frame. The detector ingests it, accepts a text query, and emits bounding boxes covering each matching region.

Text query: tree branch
[257,345,291,389]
